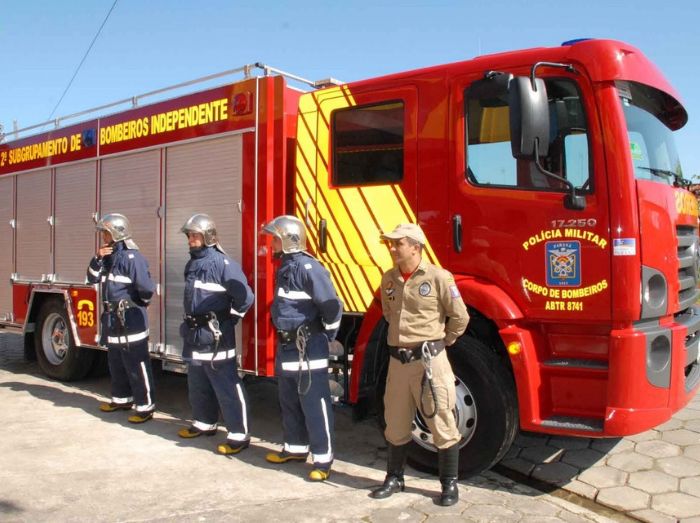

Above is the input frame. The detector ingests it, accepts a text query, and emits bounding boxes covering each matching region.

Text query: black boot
[437,444,459,506]
[371,443,408,499]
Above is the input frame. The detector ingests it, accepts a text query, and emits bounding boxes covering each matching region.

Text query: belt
[184,310,230,329]
[103,299,138,313]
[389,340,445,364]
[277,322,322,344]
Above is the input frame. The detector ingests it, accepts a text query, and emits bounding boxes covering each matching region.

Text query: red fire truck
[1,39,698,476]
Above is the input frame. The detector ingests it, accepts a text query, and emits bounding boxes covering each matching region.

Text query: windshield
[617,81,684,185]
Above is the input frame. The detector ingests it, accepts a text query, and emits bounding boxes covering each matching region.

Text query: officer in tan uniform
[371,223,469,506]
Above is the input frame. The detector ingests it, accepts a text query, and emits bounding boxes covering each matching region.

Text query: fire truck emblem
[546,241,581,287]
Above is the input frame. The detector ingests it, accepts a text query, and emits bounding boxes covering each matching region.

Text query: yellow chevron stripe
[294,85,439,312]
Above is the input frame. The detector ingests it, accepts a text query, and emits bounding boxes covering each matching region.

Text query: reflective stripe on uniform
[284,443,309,453]
[191,348,236,361]
[227,432,248,442]
[236,382,248,435]
[194,280,226,292]
[140,361,153,408]
[88,266,101,278]
[230,307,246,318]
[108,273,133,284]
[193,420,218,431]
[277,288,312,300]
[136,403,155,413]
[323,319,341,330]
[111,396,133,404]
[312,397,333,464]
[106,329,149,344]
[281,358,328,371]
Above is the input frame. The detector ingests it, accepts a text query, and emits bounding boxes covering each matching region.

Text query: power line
[46,0,119,122]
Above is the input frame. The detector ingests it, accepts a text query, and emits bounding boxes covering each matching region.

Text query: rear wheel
[34,300,94,381]
[379,334,518,478]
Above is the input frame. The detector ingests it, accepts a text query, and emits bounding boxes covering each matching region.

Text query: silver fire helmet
[262,215,307,254]
[96,213,139,250]
[181,213,225,252]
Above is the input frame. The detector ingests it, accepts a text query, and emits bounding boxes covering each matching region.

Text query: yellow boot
[308,466,331,482]
[265,449,309,464]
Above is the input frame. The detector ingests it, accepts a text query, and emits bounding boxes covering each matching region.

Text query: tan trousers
[383,349,461,449]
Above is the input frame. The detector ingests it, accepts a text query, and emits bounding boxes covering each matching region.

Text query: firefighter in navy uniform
[262,215,343,481]
[87,213,157,424]
[372,223,469,506]
[177,214,255,456]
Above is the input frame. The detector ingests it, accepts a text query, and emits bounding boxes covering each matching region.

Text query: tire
[380,334,518,478]
[34,300,94,381]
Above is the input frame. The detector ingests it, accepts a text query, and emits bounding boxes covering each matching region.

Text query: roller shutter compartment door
[163,134,244,357]
[100,150,161,347]
[0,176,14,317]
[54,162,97,283]
[16,169,51,281]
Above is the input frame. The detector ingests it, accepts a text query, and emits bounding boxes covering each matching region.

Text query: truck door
[0,175,13,319]
[295,85,418,313]
[163,134,245,360]
[54,162,97,284]
[448,72,612,322]
[101,151,162,349]
[16,169,51,282]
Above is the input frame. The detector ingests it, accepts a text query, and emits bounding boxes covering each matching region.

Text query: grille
[675,225,700,391]
[676,225,699,311]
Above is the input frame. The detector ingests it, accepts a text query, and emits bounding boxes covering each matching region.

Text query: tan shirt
[380,259,469,347]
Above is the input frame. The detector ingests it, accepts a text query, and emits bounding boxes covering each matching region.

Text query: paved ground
[498,398,700,523]
[0,331,616,523]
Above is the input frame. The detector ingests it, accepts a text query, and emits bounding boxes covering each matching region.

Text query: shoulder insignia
[449,285,461,299]
[224,259,230,265]
[304,263,313,270]
[384,280,395,296]
[128,254,134,259]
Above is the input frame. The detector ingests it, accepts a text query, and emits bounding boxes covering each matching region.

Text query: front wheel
[34,299,94,381]
[405,335,518,477]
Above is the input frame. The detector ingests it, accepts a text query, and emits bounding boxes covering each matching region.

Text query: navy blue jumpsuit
[87,241,156,413]
[272,252,343,468]
[180,245,254,444]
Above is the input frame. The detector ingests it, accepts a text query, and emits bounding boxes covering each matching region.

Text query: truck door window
[332,101,404,186]
[465,78,591,192]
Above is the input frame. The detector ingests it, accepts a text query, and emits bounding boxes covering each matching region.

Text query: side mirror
[509,75,586,211]
[509,76,550,159]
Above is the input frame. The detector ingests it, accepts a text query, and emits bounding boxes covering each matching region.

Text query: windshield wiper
[637,167,691,188]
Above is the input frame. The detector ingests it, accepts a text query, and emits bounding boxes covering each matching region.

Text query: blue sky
[2,0,699,176]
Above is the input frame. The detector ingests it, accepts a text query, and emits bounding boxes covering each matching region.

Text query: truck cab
[298,39,700,475]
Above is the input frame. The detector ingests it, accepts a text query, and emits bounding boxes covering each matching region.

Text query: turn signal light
[507,342,522,355]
